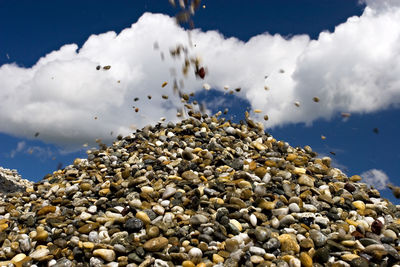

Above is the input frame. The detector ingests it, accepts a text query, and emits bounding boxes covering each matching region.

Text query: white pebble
[288,203,300,213]
[289,258,301,267]
[89,231,99,243]
[154,259,169,267]
[155,140,163,146]
[152,204,165,215]
[271,217,280,229]
[160,200,170,207]
[163,212,175,223]
[29,248,49,260]
[80,212,92,221]
[249,246,266,255]
[88,205,97,214]
[249,214,257,227]
[188,247,203,259]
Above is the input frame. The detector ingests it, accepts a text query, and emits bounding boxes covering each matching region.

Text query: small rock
[93,249,116,262]
[190,214,208,225]
[143,237,168,252]
[29,248,50,260]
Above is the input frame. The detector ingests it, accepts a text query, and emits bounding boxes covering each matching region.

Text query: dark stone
[299,216,314,226]
[26,215,36,227]
[326,212,340,221]
[350,257,369,267]
[381,236,394,244]
[124,218,144,232]
[0,232,7,246]
[213,230,227,241]
[182,150,194,161]
[72,247,84,261]
[198,234,213,243]
[313,246,330,263]
[359,238,380,247]
[168,245,180,254]
[54,238,68,248]
[128,253,143,264]
[264,237,280,251]
[371,219,383,235]
[135,247,145,257]
[227,159,244,170]
[143,209,157,221]
[219,216,230,227]
[344,183,356,193]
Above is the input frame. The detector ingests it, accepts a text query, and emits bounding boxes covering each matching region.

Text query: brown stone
[143,237,168,252]
[37,206,56,216]
[78,223,99,234]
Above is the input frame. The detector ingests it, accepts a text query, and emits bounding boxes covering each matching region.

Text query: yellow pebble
[98,188,110,196]
[136,211,151,224]
[345,219,358,227]
[352,201,366,211]
[341,254,360,262]
[213,254,224,264]
[182,261,196,267]
[82,242,95,250]
[350,175,362,182]
[300,252,313,267]
[286,154,297,161]
[0,223,8,232]
[229,219,243,232]
[11,253,31,267]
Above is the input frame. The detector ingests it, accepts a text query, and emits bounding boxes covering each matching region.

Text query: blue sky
[1,0,400,203]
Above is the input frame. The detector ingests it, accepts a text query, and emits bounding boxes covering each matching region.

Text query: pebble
[29,248,49,260]
[162,187,176,199]
[288,203,300,213]
[309,229,327,247]
[212,254,224,264]
[136,211,151,224]
[125,218,144,232]
[278,234,300,253]
[143,237,168,252]
[250,255,264,264]
[188,247,203,259]
[299,252,313,267]
[190,214,209,225]
[93,249,116,262]
[298,175,314,187]
[225,239,239,252]
[249,246,266,256]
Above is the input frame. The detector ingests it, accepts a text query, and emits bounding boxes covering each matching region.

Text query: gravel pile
[1,115,400,267]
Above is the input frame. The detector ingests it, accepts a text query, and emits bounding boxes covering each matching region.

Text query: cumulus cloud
[9,140,55,159]
[1,0,400,149]
[10,141,26,158]
[361,169,390,189]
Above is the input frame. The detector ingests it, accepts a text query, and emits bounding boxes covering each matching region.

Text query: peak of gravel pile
[1,116,400,267]
[0,167,32,194]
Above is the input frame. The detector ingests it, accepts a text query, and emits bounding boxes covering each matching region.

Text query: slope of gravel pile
[0,167,32,194]
[0,115,400,267]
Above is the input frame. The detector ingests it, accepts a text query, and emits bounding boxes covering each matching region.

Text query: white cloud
[9,140,55,159]
[359,0,400,12]
[361,169,390,189]
[10,141,26,158]
[1,0,400,149]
